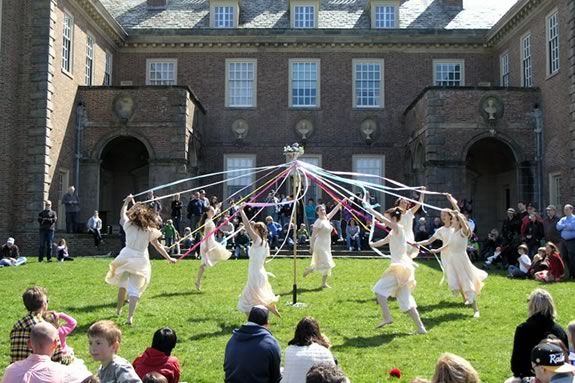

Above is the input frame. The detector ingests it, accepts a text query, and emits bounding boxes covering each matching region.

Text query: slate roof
[99,0,518,31]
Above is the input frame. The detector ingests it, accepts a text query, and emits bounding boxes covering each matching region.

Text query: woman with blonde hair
[106,195,176,325]
[431,353,480,383]
[509,288,568,380]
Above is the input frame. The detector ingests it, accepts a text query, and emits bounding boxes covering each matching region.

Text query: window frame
[289,58,321,108]
[62,9,74,76]
[499,51,510,87]
[433,59,465,87]
[225,59,257,108]
[298,155,322,202]
[371,1,399,29]
[146,58,178,86]
[545,9,560,77]
[520,33,533,87]
[548,172,562,208]
[210,1,239,28]
[291,2,318,29]
[104,51,113,86]
[223,154,256,202]
[352,59,385,109]
[84,32,95,86]
[352,155,386,202]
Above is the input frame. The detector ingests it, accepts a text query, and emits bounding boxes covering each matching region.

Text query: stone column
[569,0,575,202]
[79,159,101,223]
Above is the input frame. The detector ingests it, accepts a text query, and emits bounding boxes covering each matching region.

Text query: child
[484,246,502,268]
[143,372,168,383]
[56,239,74,262]
[297,223,309,245]
[568,320,575,366]
[133,327,181,383]
[180,227,196,259]
[87,320,142,383]
[43,310,77,359]
[234,225,250,259]
[534,242,565,282]
[265,216,282,250]
[528,247,549,279]
[507,244,531,278]
[161,220,178,255]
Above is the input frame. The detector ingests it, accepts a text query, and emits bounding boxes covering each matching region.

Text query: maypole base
[286,301,308,308]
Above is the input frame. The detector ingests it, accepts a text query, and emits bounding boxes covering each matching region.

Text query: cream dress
[105,220,162,296]
[400,210,418,258]
[200,218,231,267]
[441,228,488,303]
[237,237,279,313]
[372,224,417,312]
[309,218,336,276]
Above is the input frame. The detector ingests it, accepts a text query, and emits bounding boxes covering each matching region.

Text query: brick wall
[569,0,575,202]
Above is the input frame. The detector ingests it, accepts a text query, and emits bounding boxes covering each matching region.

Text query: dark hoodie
[224,324,281,383]
[511,313,568,378]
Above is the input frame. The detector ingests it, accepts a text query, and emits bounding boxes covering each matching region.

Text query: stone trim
[486,0,543,47]
[74,0,127,45]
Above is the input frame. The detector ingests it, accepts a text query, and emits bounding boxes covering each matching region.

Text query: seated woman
[281,317,336,383]
[528,247,548,279]
[345,219,361,251]
[534,242,565,283]
[431,353,480,383]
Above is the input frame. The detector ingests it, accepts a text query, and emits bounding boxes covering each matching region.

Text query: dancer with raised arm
[418,194,487,317]
[303,201,344,289]
[106,195,176,325]
[195,203,232,291]
[237,204,280,317]
[366,205,427,334]
[395,187,426,258]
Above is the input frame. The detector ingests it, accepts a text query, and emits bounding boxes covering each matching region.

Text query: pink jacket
[57,313,77,354]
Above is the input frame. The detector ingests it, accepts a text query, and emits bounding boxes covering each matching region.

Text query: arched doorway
[465,138,517,236]
[100,136,149,228]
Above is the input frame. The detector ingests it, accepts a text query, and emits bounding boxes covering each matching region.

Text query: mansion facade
[0,0,574,251]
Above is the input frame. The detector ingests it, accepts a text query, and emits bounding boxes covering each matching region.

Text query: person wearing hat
[531,342,575,382]
[508,244,532,278]
[0,238,26,267]
[224,305,281,383]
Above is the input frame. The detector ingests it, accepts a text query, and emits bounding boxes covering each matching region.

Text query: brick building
[0,0,574,251]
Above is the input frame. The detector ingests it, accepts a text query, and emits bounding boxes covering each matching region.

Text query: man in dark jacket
[187,192,204,231]
[224,305,281,383]
[38,200,57,262]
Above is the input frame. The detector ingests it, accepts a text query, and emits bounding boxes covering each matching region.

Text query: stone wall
[569,0,575,203]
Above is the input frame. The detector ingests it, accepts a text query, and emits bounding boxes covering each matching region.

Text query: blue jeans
[331,220,342,239]
[508,265,527,278]
[234,245,249,259]
[39,229,54,261]
[346,235,361,251]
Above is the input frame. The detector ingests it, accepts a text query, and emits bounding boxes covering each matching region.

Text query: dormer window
[290,1,318,29]
[210,1,239,28]
[371,1,399,29]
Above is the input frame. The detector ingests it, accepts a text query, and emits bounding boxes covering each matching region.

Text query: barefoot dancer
[303,201,343,289]
[367,206,427,334]
[195,203,232,290]
[105,195,176,325]
[237,204,280,317]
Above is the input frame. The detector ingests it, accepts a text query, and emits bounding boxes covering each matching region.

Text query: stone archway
[465,137,518,235]
[99,136,150,228]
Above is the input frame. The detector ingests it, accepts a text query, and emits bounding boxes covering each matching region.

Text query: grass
[0,257,574,382]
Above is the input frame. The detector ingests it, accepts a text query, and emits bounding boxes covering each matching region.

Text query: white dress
[237,237,279,313]
[200,218,231,267]
[309,218,336,275]
[372,224,417,312]
[281,343,336,383]
[400,210,418,258]
[105,221,162,295]
[442,229,488,303]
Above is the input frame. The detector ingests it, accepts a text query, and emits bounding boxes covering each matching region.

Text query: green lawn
[0,257,573,382]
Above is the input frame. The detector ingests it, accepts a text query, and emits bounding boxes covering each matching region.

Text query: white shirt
[518,253,532,273]
[281,343,335,383]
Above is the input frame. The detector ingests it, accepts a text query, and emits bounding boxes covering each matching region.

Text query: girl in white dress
[303,202,343,288]
[105,195,176,325]
[237,204,280,317]
[418,194,487,317]
[395,187,426,259]
[195,203,232,290]
[367,206,427,334]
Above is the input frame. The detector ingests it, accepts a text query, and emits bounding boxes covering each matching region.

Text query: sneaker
[349,247,353,252]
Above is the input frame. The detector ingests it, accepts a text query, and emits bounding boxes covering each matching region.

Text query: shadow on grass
[64,302,114,313]
[151,290,201,299]
[423,312,469,330]
[332,331,411,350]
[279,287,323,295]
[189,323,237,341]
[417,300,462,313]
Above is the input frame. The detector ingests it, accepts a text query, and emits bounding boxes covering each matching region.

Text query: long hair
[288,317,330,349]
[198,207,211,229]
[385,207,404,222]
[127,204,160,230]
[528,288,556,319]
[431,353,480,383]
[252,222,268,244]
[545,241,559,254]
[394,197,411,209]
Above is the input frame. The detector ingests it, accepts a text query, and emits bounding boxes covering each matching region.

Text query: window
[549,172,562,208]
[62,11,74,74]
[104,51,113,86]
[146,59,177,85]
[500,52,510,87]
[214,6,234,28]
[290,59,320,108]
[433,60,464,86]
[373,4,397,28]
[521,34,533,87]
[546,10,560,75]
[299,155,321,202]
[293,5,316,28]
[85,33,94,86]
[353,156,385,202]
[353,60,384,108]
[226,60,257,108]
[224,155,255,200]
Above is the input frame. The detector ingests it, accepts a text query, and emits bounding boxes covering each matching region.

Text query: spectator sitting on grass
[531,341,575,383]
[266,216,282,250]
[534,242,565,283]
[306,362,349,383]
[43,310,78,363]
[568,321,575,366]
[508,244,532,278]
[56,239,74,262]
[143,372,168,383]
[0,237,26,267]
[484,246,503,269]
[529,247,549,279]
[298,223,310,245]
[431,353,480,383]
[133,327,181,383]
[345,219,361,252]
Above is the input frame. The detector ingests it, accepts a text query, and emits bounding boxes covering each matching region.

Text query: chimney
[439,0,463,11]
[147,0,168,10]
